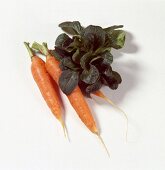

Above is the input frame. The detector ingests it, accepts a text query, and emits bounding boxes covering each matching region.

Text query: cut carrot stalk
[93,90,128,141]
[24,42,68,139]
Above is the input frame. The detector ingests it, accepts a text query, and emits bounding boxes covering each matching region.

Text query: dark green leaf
[112,71,122,84]
[101,51,113,66]
[90,56,102,64]
[82,25,106,51]
[60,57,79,71]
[80,65,99,84]
[55,33,73,48]
[102,70,122,90]
[102,66,112,77]
[80,52,93,69]
[53,47,70,60]
[104,25,123,33]
[50,49,62,61]
[59,62,68,71]
[72,49,82,64]
[85,80,102,94]
[59,21,84,35]
[108,30,126,49]
[59,70,79,95]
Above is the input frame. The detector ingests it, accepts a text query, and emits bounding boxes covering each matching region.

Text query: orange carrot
[24,42,67,137]
[32,42,110,156]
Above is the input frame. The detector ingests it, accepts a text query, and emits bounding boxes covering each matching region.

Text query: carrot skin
[31,56,62,120]
[45,56,98,133]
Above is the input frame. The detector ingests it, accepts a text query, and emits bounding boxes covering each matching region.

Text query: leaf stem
[32,42,49,56]
[24,42,34,60]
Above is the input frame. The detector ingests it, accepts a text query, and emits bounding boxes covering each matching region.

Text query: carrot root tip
[95,132,110,157]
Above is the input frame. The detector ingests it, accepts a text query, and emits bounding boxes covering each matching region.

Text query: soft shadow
[111,31,139,59]
[102,61,140,105]
[101,31,141,105]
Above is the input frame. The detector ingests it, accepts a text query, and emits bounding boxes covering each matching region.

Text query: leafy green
[80,65,99,84]
[102,70,122,90]
[55,33,73,48]
[59,70,79,95]
[50,49,62,61]
[108,30,126,49]
[59,21,84,35]
[81,25,106,51]
[101,51,113,66]
[85,80,102,95]
[60,57,79,71]
[54,21,125,96]
[80,51,92,69]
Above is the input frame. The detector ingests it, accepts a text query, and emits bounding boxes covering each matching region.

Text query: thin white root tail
[96,133,110,157]
[92,91,128,142]
[104,97,128,142]
[60,119,69,142]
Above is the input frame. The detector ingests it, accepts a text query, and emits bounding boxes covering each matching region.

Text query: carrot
[93,90,128,140]
[32,42,110,156]
[24,42,67,138]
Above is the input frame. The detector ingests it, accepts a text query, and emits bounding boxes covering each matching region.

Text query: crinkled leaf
[90,56,102,64]
[60,57,79,71]
[82,25,106,51]
[59,70,79,95]
[108,30,126,49]
[80,52,92,69]
[85,80,102,95]
[102,66,112,77]
[50,49,62,61]
[65,36,82,53]
[101,51,113,66]
[80,65,99,84]
[52,47,70,60]
[55,33,73,48]
[68,36,82,48]
[102,70,122,90]
[59,21,84,35]
[104,25,123,33]
[59,62,68,71]
[112,71,122,84]
[72,49,83,64]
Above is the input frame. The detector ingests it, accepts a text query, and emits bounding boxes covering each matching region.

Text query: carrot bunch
[24,42,111,156]
[24,21,129,156]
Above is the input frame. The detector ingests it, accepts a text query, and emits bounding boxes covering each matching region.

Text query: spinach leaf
[55,33,73,48]
[52,47,70,60]
[101,51,113,66]
[81,25,106,51]
[108,30,126,49]
[60,57,79,71]
[72,49,83,64]
[80,51,93,69]
[85,80,102,95]
[80,65,99,84]
[102,70,122,90]
[59,21,84,35]
[112,71,122,84]
[59,70,79,95]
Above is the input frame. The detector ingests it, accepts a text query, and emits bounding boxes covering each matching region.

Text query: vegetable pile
[51,21,125,96]
[24,21,127,156]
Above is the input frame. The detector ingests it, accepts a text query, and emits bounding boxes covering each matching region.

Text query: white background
[0,0,165,169]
